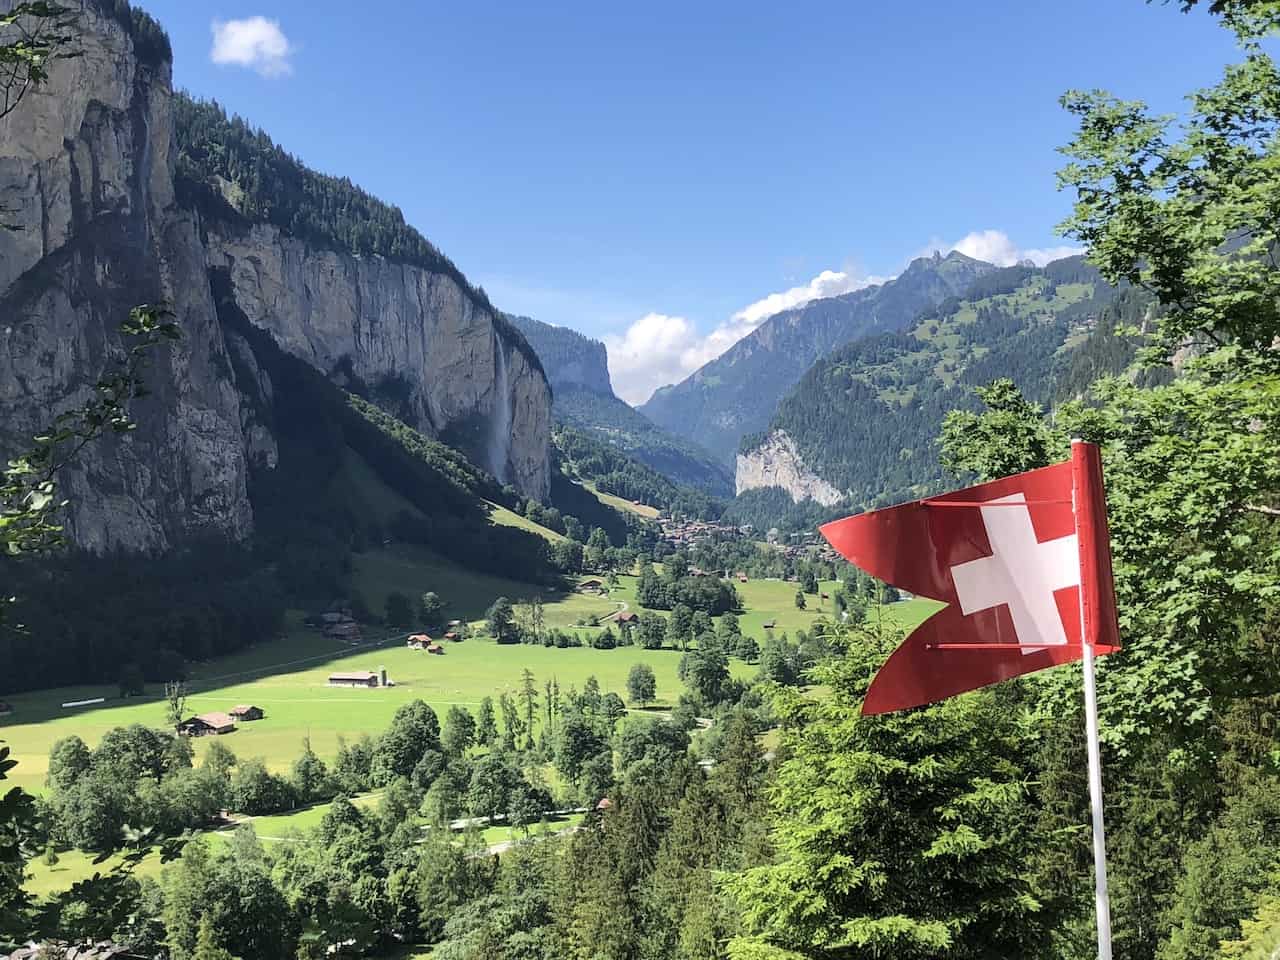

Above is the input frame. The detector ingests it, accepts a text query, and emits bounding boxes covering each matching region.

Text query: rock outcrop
[0,1,550,553]
[735,430,844,506]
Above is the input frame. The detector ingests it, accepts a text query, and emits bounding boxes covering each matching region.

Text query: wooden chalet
[228,704,263,721]
[443,631,460,641]
[328,671,379,688]
[407,633,432,649]
[615,611,638,624]
[178,712,236,737]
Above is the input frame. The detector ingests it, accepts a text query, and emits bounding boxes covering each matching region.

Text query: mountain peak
[640,249,996,463]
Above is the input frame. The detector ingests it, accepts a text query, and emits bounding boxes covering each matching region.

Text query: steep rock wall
[0,0,252,552]
[735,430,844,506]
[206,224,550,499]
[0,1,551,554]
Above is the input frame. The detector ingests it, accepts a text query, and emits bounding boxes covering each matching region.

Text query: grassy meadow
[0,554,936,795]
[3,523,937,899]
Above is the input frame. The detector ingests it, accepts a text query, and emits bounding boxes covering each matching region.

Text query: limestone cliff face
[0,0,252,552]
[0,1,551,553]
[206,224,551,498]
[735,430,844,506]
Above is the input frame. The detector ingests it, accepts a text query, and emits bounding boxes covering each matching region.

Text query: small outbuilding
[443,631,460,641]
[407,634,432,649]
[595,797,614,812]
[178,712,236,737]
[228,705,263,721]
[426,642,444,655]
[328,671,379,688]
[615,611,638,624]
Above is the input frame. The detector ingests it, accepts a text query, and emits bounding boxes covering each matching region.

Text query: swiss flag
[820,441,1120,715]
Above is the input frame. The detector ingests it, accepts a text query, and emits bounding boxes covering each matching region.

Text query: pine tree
[192,914,234,960]
[726,620,1054,959]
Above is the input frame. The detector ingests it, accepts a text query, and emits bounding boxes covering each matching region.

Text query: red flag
[820,441,1120,715]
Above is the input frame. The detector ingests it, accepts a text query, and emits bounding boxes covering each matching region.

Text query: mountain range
[0,0,1149,567]
[728,257,1154,530]
[638,250,997,464]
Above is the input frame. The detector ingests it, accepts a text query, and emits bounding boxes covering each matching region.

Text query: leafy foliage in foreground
[727,622,1054,959]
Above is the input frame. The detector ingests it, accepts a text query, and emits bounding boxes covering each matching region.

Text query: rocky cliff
[507,313,613,396]
[207,224,550,500]
[735,430,844,506]
[0,1,550,553]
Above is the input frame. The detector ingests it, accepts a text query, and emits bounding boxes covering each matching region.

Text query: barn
[229,705,264,721]
[328,671,379,688]
[178,712,236,737]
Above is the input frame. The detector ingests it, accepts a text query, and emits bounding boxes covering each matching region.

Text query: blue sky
[147,1,1244,402]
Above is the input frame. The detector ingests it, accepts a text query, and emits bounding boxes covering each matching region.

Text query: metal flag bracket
[925,643,1085,650]
[922,499,1072,508]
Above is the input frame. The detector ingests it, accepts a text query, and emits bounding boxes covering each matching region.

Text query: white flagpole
[1080,629,1114,959]
[1073,439,1114,960]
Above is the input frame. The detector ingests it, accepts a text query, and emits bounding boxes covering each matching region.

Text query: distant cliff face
[506,313,735,496]
[0,1,550,553]
[507,314,613,396]
[735,431,843,506]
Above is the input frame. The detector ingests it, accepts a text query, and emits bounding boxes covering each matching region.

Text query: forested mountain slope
[553,425,724,519]
[508,314,734,495]
[639,250,996,463]
[734,257,1149,517]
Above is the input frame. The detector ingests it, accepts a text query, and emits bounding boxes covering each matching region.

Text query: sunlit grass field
[7,550,936,897]
[0,560,936,797]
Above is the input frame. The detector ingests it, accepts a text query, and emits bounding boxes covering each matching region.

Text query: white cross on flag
[820,441,1120,714]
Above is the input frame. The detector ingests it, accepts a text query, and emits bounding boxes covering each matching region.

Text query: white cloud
[606,267,890,405]
[732,269,887,326]
[210,17,293,77]
[603,313,702,405]
[931,229,1083,268]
